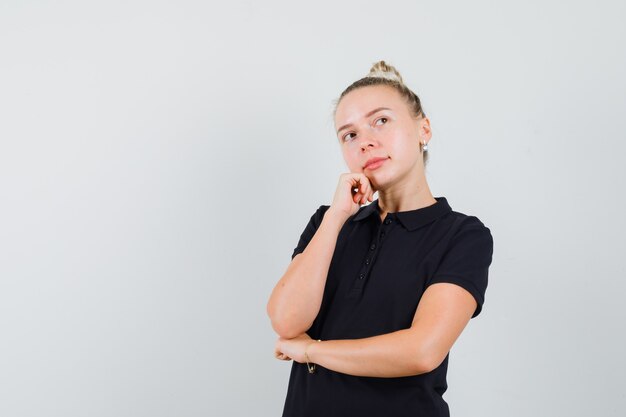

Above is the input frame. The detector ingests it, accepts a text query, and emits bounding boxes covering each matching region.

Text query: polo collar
[351,196,452,231]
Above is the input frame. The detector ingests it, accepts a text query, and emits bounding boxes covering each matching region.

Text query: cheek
[351,159,363,172]
[342,151,360,170]
[391,133,417,153]
[387,137,418,166]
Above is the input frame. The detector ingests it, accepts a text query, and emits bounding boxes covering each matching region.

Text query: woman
[267,61,494,417]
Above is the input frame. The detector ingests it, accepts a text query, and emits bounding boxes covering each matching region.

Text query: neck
[377,187,436,215]
[376,169,436,215]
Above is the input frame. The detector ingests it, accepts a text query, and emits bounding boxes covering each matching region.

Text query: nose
[357,131,377,152]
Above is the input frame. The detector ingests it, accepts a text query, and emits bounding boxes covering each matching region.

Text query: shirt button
[384,218,392,225]
[370,243,376,250]
[359,273,365,280]
[365,258,370,265]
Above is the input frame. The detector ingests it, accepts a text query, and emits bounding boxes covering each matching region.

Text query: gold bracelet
[304,339,322,374]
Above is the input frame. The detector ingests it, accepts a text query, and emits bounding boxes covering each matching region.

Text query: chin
[369,177,384,191]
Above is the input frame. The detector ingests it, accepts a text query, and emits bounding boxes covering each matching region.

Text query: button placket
[352,237,377,291]
[380,216,394,239]
[353,217,396,293]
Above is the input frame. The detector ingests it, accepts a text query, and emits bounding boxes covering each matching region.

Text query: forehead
[334,85,406,126]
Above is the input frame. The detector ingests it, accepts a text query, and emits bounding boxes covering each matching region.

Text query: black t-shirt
[281,197,494,417]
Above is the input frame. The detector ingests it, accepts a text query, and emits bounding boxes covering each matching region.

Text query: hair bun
[367,60,403,83]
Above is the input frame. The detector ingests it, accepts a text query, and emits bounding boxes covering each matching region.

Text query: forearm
[267,209,347,338]
[307,328,433,378]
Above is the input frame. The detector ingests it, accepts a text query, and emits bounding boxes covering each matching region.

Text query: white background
[1,1,625,416]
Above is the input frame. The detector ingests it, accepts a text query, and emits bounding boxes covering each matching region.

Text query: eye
[375,117,388,126]
[342,132,356,142]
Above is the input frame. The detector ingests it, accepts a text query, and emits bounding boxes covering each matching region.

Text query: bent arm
[267,208,347,339]
[305,283,477,377]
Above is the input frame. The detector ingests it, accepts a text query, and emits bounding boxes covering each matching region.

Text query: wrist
[325,208,351,225]
[304,339,322,373]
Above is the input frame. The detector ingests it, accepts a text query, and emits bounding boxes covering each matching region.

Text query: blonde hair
[333,60,429,166]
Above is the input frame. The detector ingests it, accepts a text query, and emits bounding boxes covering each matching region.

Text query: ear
[418,116,432,142]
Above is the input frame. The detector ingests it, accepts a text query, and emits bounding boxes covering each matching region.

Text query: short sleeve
[427,217,494,318]
[290,205,331,260]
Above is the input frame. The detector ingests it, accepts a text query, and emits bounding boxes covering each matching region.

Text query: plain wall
[1,0,624,416]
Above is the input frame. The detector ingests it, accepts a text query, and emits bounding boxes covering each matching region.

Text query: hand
[330,173,376,219]
[274,333,315,364]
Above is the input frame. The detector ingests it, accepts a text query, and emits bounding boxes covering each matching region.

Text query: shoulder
[447,208,492,235]
[312,204,331,221]
[441,209,494,253]
[318,204,331,213]
[299,204,332,231]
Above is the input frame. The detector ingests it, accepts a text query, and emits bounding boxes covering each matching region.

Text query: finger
[275,346,284,357]
[356,180,365,197]
[361,183,371,204]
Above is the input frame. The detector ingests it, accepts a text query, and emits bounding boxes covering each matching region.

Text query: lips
[364,157,388,170]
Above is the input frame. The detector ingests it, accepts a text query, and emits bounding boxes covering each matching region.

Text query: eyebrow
[336,107,392,135]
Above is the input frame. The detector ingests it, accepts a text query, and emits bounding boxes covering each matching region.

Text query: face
[334,85,431,191]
